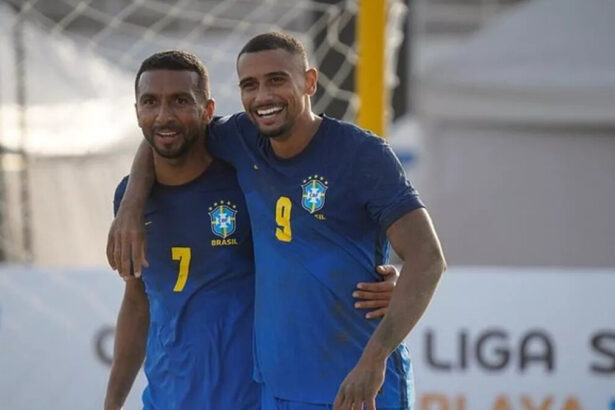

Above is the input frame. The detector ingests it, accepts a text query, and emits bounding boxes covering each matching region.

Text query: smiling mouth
[255,106,284,118]
[155,129,181,140]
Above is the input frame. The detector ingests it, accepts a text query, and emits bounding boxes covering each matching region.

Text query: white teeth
[256,107,283,117]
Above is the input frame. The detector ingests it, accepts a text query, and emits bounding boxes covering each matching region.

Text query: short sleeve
[354,135,424,230]
[206,114,242,164]
[113,176,129,217]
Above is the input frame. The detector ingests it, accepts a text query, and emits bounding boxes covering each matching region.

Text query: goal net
[0,0,408,265]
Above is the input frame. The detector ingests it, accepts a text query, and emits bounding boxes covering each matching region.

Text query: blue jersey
[208,114,424,407]
[114,159,260,410]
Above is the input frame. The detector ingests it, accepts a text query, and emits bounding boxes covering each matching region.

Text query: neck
[270,111,322,159]
[154,143,213,185]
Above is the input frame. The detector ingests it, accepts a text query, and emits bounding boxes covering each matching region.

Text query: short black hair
[237,32,308,69]
[135,50,210,100]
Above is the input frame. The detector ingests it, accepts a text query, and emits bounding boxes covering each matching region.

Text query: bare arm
[334,208,446,410]
[104,278,149,410]
[107,140,155,278]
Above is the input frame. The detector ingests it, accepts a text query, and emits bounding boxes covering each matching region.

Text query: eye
[240,81,257,92]
[270,76,285,85]
[176,96,190,105]
[140,97,156,106]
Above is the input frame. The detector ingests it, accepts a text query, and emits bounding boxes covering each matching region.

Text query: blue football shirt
[114,159,260,410]
[207,114,424,407]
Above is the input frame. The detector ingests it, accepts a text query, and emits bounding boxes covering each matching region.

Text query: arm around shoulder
[106,139,155,277]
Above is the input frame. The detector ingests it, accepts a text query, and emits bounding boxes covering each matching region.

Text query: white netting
[0,0,407,265]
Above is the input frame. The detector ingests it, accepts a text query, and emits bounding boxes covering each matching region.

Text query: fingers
[354,298,389,319]
[118,231,132,278]
[111,229,126,278]
[334,396,358,410]
[334,397,367,410]
[333,391,344,410]
[132,248,141,278]
[355,281,394,293]
[106,228,116,270]
[366,307,387,319]
[376,264,399,282]
[141,240,150,268]
[353,289,391,301]
[354,299,388,309]
[131,234,148,278]
[334,381,372,409]
[107,213,149,281]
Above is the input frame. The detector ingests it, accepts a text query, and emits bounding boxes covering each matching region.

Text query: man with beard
[109,32,445,410]
[104,50,398,410]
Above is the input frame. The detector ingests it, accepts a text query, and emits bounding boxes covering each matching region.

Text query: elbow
[437,248,447,275]
[429,246,446,284]
[436,254,446,281]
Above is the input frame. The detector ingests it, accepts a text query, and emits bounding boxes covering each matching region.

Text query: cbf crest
[208,200,237,239]
[301,175,329,214]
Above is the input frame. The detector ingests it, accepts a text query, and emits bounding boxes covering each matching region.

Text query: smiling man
[105,50,398,410]
[104,51,260,410]
[109,32,445,410]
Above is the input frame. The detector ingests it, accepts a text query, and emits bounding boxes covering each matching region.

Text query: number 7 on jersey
[172,247,191,292]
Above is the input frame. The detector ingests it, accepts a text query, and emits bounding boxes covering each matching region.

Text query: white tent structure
[0,3,138,265]
[413,0,615,267]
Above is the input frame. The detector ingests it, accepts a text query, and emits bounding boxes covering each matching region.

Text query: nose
[155,101,175,124]
[254,84,273,106]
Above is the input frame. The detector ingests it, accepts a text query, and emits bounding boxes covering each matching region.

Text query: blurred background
[0,0,613,409]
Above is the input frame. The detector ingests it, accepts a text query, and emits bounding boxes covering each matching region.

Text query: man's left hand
[353,264,399,319]
[333,356,386,410]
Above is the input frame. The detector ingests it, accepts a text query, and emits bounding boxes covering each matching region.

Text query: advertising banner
[406,267,615,410]
[1,266,613,409]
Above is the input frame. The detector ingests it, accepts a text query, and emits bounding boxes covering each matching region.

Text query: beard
[259,122,291,139]
[146,131,198,160]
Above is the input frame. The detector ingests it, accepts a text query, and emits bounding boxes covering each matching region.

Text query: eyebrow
[264,71,290,78]
[138,93,155,101]
[239,71,290,87]
[138,91,195,101]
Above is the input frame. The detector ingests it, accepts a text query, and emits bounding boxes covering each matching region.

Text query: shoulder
[322,115,384,148]
[114,175,130,204]
[323,119,404,182]
[113,175,129,214]
[207,113,257,160]
[210,112,254,134]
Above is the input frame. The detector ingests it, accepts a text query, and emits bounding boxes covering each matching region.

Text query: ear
[304,67,318,96]
[203,98,216,123]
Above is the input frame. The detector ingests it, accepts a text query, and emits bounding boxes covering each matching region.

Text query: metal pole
[356,0,387,137]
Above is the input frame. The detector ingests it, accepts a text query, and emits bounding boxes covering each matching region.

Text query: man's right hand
[106,204,149,279]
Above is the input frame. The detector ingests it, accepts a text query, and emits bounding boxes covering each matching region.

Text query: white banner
[406,267,615,410]
[0,266,145,410]
[1,266,613,410]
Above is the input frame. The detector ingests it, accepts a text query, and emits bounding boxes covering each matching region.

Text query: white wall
[413,123,615,267]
